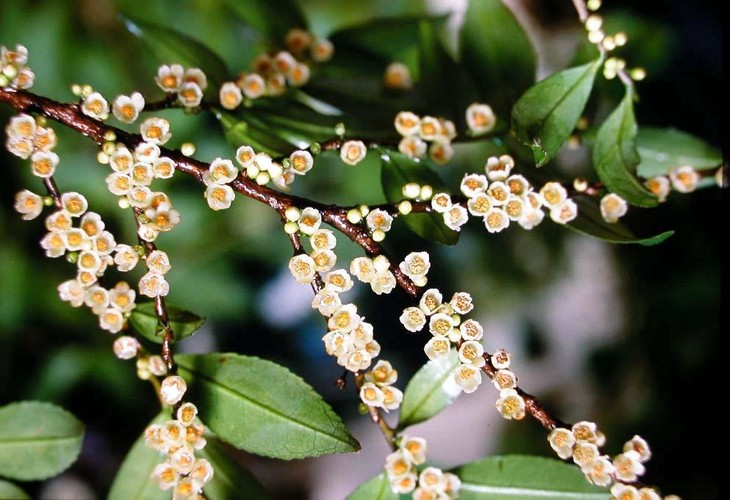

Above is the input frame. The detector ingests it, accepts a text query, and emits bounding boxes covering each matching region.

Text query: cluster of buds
[394,111,456,165]
[548,424,668,497]
[358,360,403,412]
[221,28,333,108]
[320,302,381,373]
[490,349,526,420]
[155,64,208,108]
[101,122,182,243]
[146,398,213,499]
[0,44,34,89]
[384,435,461,497]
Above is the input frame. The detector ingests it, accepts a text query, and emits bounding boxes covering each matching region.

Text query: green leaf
[452,455,610,499]
[512,59,602,166]
[419,20,477,117]
[0,480,30,500]
[347,473,398,500]
[129,302,205,344]
[222,0,306,43]
[593,89,657,207]
[122,16,228,87]
[398,349,461,428]
[567,197,673,246]
[381,152,459,245]
[636,127,722,178]
[198,439,270,500]
[0,401,84,481]
[108,413,168,500]
[176,353,360,459]
[460,0,537,117]
[217,110,296,157]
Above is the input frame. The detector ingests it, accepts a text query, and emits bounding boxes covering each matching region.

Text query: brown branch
[1,86,571,441]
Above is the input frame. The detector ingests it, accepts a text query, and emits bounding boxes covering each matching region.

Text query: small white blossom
[310,229,337,251]
[207,158,238,185]
[572,442,600,468]
[14,190,43,220]
[140,117,171,145]
[584,456,615,487]
[155,64,184,92]
[58,279,85,307]
[205,184,235,210]
[466,103,496,135]
[419,288,443,315]
[289,150,314,175]
[467,193,492,217]
[81,92,109,120]
[30,151,59,178]
[450,291,473,315]
[288,254,317,284]
[219,81,243,110]
[113,336,140,360]
[366,209,393,232]
[428,139,454,165]
[241,73,266,99]
[613,451,646,483]
[548,428,576,460]
[458,340,486,367]
[424,336,451,360]
[298,207,322,235]
[398,136,427,159]
[112,92,145,123]
[160,375,187,405]
[539,182,568,208]
[371,270,396,295]
[443,205,468,231]
[669,165,700,193]
[350,256,376,283]
[139,271,170,298]
[430,192,452,213]
[178,81,203,107]
[312,289,342,316]
[323,269,353,292]
[340,140,367,166]
[496,388,526,419]
[484,208,510,233]
[600,193,628,223]
[359,382,385,407]
[453,363,482,393]
[99,308,124,333]
[384,62,413,90]
[459,319,483,341]
[461,174,488,197]
[623,435,652,463]
[394,111,420,137]
[550,199,578,224]
[399,252,430,283]
[644,176,671,202]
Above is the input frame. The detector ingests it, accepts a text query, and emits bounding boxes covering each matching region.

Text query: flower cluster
[384,435,461,497]
[102,127,181,242]
[394,111,456,165]
[321,302,381,372]
[155,64,208,108]
[359,360,403,412]
[350,255,397,295]
[490,350,526,420]
[5,113,56,161]
[547,424,667,497]
[435,157,579,234]
[0,44,34,89]
[219,28,333,109]
[145,398,213,499]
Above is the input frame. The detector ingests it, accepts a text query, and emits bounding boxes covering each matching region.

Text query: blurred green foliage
[0,0,721,498]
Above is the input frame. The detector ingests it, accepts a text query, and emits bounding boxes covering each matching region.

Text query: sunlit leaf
[217,110,296,157]
[460,0,536,117]
[512,59,602,166]
[122,16,228,87]
[0,480,30,500]
[398,349,461,428]
[222,0,306,43]
[0,402,84,481]
[108,413,168,500]
[593,89,657,207]
[636,127,722,178]
[129,302,206,344]
[177,354,360,459]
[452,455,610,499]
[381,152,459,245]
[347,473,398,500]
[567,197,673,246]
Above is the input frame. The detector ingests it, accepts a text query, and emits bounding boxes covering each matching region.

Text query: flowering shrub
[0,0,722,499]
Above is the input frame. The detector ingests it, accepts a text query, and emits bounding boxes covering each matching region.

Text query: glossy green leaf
[593,89,657,207]
[122,17,228,87]
[129,302,205,344]
[567,197,673,246]
[222,0,306,43]
[398,349,461,428]
[452,455,609,499]
[419,20,476,117]
[198,439,270,500]
[176,353,360,459]
[217,110,296,157]
[108,413,168,500]
[0,480,30,500]
[636,127,722,178]
[381,152,459,245]
[460,0,536,117]
[512,59,601,166]
[347,473,398,500]
[0,402,84,481]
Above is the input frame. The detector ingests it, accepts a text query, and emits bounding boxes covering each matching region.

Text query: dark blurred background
[0,0,721,498]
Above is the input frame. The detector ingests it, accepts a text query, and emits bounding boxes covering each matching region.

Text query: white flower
[184,68,208,90]
[287,62,310,87]
[310,229,337,251]
[467,193,492,217]
[5,113,36,139]
[394,111,420,136]
[460,174,488,197]
[548,428,576,459]
[99,308,124,333]
[112,92,145,123]
[366,209,393,232]
[146,250,171,274]
[428,139,454,165]
[399,252,430,282]
[109,147,134,174]
[623,435,652,463]
[612,450,646,482]
[424,336,451,360]
[219,82,243,110]
[459,319,483,341]
[241,73,266,99]
[430,192,452,213]
[384,62,413,90]
[485,155,511,181]
[398,136,427,159]
[298,207,322,235]
[669,165,699,193]
[518,209,545,230]
[496,388,526,419]
[340,140,367,165]
[328,304,360,333]
[504,196,526,221]
[323,269,353,292]
[311,249,337,272]
[288,254,317,284]
[385,450,413,480]
[155,64,184,92]
[81,92,109,120]
[153,157,176,179]
[443,205,468,231]
[359,382,385,407]
[600,193,628,223]
[466,103,496,135]
[140,117,171,145]
[205,184,235,210]
[400,436,427,465]
[58,279,85,307]
[160,375,187,405]
[14,190,43,220]
[645,176,671,202]
[371,270,396,295]
[450,291,473,314]
[139,272,170,298]
[584,456,615,487]
[134,142,160,163]
[207,158,239,185]
[539,182,568,208]
[312,289,341,316]
[419,288,443,315]
[572,442,599,468]
[30,151,59,178]
[350,256,376,283]
[458,340,486,367]
[550,199,578,224]
[289,150,314,175]
[453,363,482,393]
[310,38,334,62]
[178,81,203,107]
[113,336,140,360]
[130,162,154,186]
